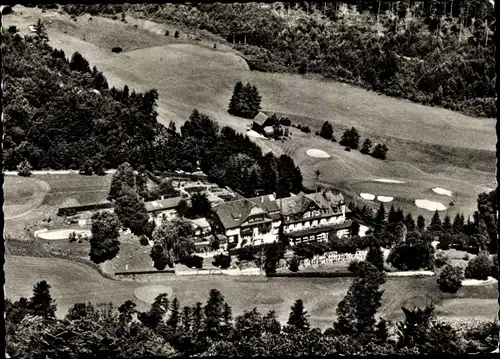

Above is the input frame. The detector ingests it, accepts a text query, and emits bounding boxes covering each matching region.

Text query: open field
[5,255,498,330]
[3,173,111,239]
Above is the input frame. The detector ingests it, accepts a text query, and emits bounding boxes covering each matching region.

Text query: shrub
[212,254,231,269]
[464,252,491,280]
[2,6,13,15]
[237,246,257,262]
[289,256,300,272]
[174,30,180,38]
[111,47,123,53]
[279,117,291,126]
[139,235,150,246]
[371,143,389,160]
[112,15,118,20]
[8,25,17,33]
[437,264,463,293]
[165,30,170,36]
[210,237,220,251]
[348,259,360,273]
[344,147,351,152]
[183,255,203,269]
[17,160,32,177]
[434,251,449,268]
[300,125,311,134]
[463,253,470,260]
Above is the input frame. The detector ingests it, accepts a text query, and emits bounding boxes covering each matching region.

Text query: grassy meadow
[5,255,498,330]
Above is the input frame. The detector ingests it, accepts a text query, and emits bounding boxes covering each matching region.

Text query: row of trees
[318,122,389,160]
[7,260,498,357]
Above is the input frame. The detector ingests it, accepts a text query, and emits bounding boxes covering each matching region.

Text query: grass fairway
[5,255,498,330]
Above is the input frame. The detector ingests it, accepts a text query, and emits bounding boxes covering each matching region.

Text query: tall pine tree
[405,213,416,232]
[417,215,426,232]
[28,281,56,319]
[286,299,310,332]
[429,210,442,232]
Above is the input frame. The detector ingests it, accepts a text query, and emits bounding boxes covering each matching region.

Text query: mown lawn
[5,253,498,331]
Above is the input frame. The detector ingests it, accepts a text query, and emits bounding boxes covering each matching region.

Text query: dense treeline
[61,1,496,118]
[6,270,499,357]
[156,110,303,197]
[2,24,302,198]
[2,25,162,172]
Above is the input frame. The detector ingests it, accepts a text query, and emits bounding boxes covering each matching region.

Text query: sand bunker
[377,196,394,202]
[246,130,266,139]
[360,193,375,200]
[415,199,447,211]
[432,187,453,196]
[306,149,331,158]
[37,229,91,240]
[462,277,498,286]
[372,179,406,184]
[134,285,173,304]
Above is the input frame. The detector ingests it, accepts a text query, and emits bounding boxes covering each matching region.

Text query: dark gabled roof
[248,194,280,213]
[277,190,345,216]
[253,112,269,126]
[286,220,353,238]
[213,194,280,230]
[144,197,183,213]
[276,194,316,216]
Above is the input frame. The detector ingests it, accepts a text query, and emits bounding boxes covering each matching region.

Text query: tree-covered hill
[61,1,495,118]
[2,24,161,172]
[2,23,302,197]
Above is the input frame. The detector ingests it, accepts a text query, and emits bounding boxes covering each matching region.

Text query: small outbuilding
[252,112,273,133]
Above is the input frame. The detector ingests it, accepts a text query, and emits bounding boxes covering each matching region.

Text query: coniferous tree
[34,18,49,43]
[28,281,56,319]
[222,303,233,328]
[262,310,281,334]
[192,302,204,335]
[204,289,225,337]
[417,215,426,232]
[429,210,442,232]
[388,204,397,223]
[366,246,384,271]
[360,138,372,154]
[452,213,464,233]
[167,298,180,329]
[228,81,244,116]
[319,121,334,140]
[335,262,386,338]
[405,213,416,232]
[375,203,387,226]
[442,215,452,231]
[69,51,91,73]
[181,306,192,332]
[286,299,310,332]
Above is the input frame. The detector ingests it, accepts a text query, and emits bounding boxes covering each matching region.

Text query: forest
[1,24,303,198]
[60,1,496,118]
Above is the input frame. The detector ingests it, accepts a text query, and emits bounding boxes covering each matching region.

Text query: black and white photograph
[2,1,498,356]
